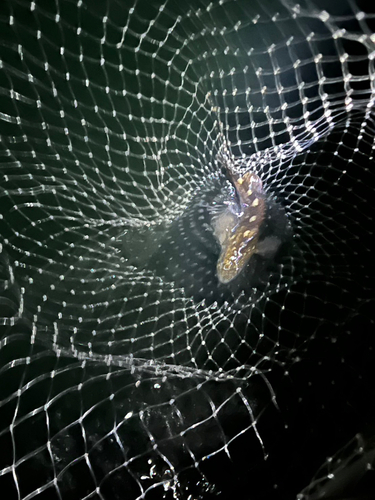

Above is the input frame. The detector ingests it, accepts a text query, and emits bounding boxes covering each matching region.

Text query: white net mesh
[0,0,374,498]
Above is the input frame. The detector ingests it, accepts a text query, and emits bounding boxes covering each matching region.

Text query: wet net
[0,0,374,499]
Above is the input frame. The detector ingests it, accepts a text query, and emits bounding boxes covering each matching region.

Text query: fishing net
[0,0,374,498]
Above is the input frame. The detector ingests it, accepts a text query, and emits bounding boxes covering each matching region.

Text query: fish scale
[213,169,266,284]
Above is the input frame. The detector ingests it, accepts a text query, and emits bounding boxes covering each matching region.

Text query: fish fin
[255,236,281,258]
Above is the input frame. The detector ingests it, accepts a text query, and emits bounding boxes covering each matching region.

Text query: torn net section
[0,0,374,499]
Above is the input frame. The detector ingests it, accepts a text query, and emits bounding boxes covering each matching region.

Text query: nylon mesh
[0,1,374,499]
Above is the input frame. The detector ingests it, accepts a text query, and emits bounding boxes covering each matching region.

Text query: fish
[212,167,266,284]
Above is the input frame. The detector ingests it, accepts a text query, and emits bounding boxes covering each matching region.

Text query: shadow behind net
[0,0,374,499]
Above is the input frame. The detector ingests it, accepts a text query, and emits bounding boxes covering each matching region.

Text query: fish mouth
[216,250,251,284]
[216,266,236,284]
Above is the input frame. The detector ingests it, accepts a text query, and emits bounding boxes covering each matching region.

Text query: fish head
[216,227,259,284]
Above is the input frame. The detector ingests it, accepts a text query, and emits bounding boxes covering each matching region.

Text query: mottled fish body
[213,169,265,284]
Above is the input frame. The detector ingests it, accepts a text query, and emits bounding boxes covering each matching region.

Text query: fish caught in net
[0,0,374,499]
